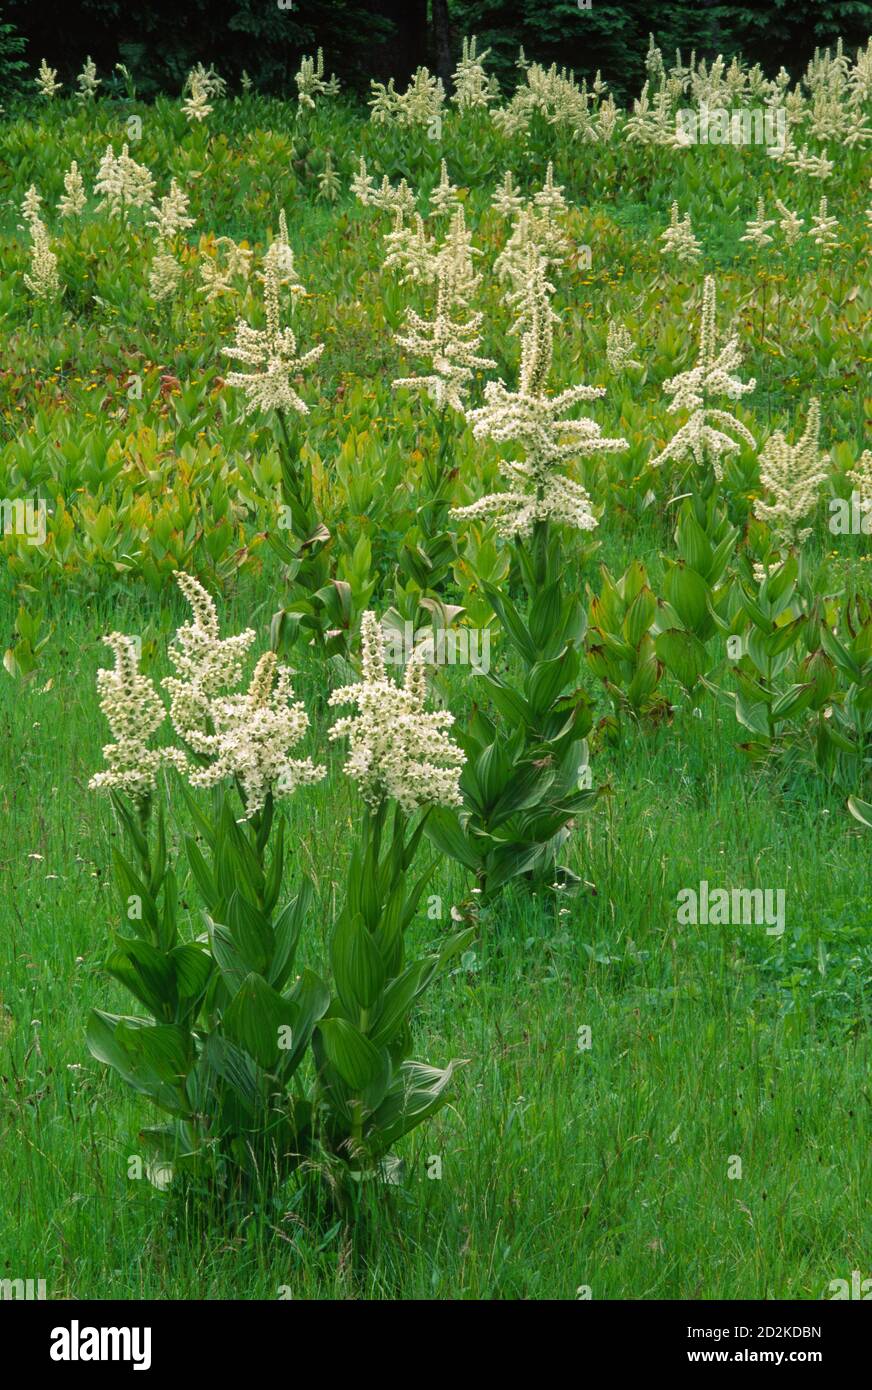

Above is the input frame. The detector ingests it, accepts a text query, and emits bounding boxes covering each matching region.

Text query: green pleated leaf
[105,938,177,1019]
[655,628,708,692]
[224,972,295,1071]
[332,911,386,1014]
[318,1017,386,1091]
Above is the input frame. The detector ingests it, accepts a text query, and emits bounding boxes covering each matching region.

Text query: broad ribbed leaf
[318,1018,386,1090]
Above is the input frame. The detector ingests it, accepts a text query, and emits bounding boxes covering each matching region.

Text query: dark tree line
[2,0,872,99]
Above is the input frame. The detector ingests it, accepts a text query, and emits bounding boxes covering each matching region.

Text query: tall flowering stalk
[650,277,757,696]
[147,179,195,304]
[650,274,756,488]
[224,238,365,660]
[224,236,325,613]
[316,611,471,1168]
[659,202,702,266]
[393,257,495,413]
[391,210,495,621]
[89,634,187,808]
[90,572,324,823]
[182,71,212,123]
[423,255,607,906]
[224,245,323,419]
[58,162,87,218]
[453,250,626,563]
[35,59,61,98]
[24,216,61,302]
[754,398,829,551]
[76,57,101,101]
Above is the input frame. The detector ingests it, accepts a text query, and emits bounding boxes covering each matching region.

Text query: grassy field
[1,46,871,1299]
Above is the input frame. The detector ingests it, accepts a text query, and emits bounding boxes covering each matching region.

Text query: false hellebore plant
[427,255,626,903]
[390,204,496,626]
[224,233,370,661]
[87,577,471,1199]
[649,275,756,697]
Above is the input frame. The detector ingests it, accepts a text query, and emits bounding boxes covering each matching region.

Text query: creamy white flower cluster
[491,58,609,142]
[770,138,834,179]
[182,69,213,123]
[91,573,323,815]
[89,634,186,802]
[739,195,839,253]
[351,159,416,218]
[383,197,480,293]
[76,57,101,101]
[224,246,323,416]
[776,200,804,245]
[452,254,627,539]
[803,39,872,146]
[491,171,524,217]
[295,49,340,109]
[659,202,702,263]
[198,237,252,302]
[739,198,776,249]
[624,82,683,146]
[21,184,42,225]
[621,38,872,154]
[495,202,569,288]
[24,217,61,301]
[189,63,227,98]
[650,275,756,478]
[754,398,829,547]
[383,211,435,285]
[58,162,87,218]
[437,204,483,302]
[147,179,195,301]
[533,163,567,216]
[369,68,445,128]
[451,36,499,111]
[808,197,839,250]
[148,252,184,302]
[606,321,641,373]
[94,144,155,217]
[393,253,496,413]
[430,160,461,217]
[36,59,61,98]
[389,197,494,411]
[148,179,195,241]
[165,571,256,703]
[258,211,303,294]
[182,651,324,813]
[329,612,464,813]
[847,449,872,503]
